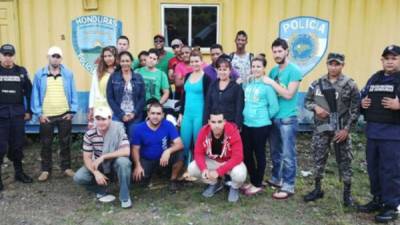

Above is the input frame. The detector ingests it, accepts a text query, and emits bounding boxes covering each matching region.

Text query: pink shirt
[174,62,208,78]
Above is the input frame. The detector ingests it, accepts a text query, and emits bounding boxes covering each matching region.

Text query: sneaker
[63,169,75,177]
[228,187,240,203]
[38,171,50,182]
[121,198,132,208]
[97,194,116,203]
[202,181,224,198]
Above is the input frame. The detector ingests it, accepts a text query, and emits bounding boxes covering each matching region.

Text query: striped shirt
[83,128,129,159]
[42,74,69,116]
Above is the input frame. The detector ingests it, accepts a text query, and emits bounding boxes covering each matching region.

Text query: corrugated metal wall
[12,0,400,92]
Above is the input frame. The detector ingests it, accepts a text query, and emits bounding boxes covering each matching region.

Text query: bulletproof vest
[0,66,25,104]
[365,71,400,124]
[313,75,351,132]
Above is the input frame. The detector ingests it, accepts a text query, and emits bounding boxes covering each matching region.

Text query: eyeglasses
[51,54,61,59]
[154,39,164,44]
[171,44,180,49]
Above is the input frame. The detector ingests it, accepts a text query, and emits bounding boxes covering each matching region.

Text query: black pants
[367,138,400,208]
[0,115,25,172]
[40,114,72,172]
[242,125,270,187]
[139,151,183,182]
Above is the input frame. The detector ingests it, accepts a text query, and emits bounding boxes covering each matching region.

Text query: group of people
[0,29,399,223]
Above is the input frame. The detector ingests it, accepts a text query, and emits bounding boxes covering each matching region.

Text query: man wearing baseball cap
[31,46,78,182]
[74,106,133,208]
[153,34,174,75]
[0,43,34,190]
[304,52,360,207]
[359,45,400,223]
[167,38,183,82]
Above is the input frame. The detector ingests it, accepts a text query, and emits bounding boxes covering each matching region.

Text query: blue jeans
[269,116,298,193]
[73,157,132,201]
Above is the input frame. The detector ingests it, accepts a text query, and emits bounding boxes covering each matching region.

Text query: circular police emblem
[289,33,318,64]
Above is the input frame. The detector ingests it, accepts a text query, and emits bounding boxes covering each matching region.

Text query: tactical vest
[0,66,25,104]
[365,71,400,124]
[313,75,352,132]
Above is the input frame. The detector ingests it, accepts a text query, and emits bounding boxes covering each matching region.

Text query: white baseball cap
[48,46,63,57]
[94,106,112,119]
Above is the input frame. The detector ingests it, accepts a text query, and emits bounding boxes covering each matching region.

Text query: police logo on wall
[72,15,122,74]
[279,16,329,76]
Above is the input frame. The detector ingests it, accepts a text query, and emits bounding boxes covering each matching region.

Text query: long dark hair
[97,46,118,79]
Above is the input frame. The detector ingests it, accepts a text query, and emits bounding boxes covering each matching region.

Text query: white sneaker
[121,198,132,208]
[97,194,116,203]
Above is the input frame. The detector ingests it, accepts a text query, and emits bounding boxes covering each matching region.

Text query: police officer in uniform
[303,53,360,206]
[358,45,400,223]
[0,44,33,191]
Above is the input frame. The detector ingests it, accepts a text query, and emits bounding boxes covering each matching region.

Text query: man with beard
[358,45,400,223]
[0,44,33,190]
[262,38,302,199]
[31,46,78,182]
[131,101,184,191]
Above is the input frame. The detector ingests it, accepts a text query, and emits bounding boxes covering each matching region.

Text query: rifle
[318,79,342,181]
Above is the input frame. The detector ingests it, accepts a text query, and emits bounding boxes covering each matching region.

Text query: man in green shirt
[262,38,302,200]
[153,34,174,75]
[135,48,170,104]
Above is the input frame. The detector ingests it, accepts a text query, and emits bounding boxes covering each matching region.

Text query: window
[161,4,219,48]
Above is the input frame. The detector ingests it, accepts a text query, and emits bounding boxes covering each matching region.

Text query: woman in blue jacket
[107,51,145,136]
[241,56,279,195]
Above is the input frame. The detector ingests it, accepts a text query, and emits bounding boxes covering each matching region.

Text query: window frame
[160,3,220,52]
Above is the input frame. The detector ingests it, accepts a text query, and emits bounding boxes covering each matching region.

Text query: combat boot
[343,182,354,207]
[304,178,324,202]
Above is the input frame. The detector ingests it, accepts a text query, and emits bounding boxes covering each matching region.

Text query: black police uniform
[0,63,32,174]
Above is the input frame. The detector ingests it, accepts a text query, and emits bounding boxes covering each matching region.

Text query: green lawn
[0,133,393,225]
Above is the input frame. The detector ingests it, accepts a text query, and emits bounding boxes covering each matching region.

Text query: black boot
[0,167,3,191]
[358,196,383,213]
[304,179,324,202]
[375,206,398,223]
[13,161,33,184]
[343,182,354,207]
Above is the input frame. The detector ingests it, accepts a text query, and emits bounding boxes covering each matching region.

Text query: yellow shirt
[94,72,110,108]
[42,75,69,116]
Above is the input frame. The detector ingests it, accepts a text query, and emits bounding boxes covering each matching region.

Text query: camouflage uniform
[305,74,360,183]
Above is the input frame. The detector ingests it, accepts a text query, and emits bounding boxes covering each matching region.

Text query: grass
[2,132,393,225]
[65,132,376,225]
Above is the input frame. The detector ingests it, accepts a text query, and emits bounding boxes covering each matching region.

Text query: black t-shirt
[211,133,224,156]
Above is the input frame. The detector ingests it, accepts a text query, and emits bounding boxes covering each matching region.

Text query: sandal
[179,171,198,182]
[272,190,294,200]
[240,183,252,192]
[244,186,264,196]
